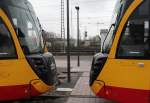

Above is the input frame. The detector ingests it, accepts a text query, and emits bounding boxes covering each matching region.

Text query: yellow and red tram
[0,0,57,101]
[90,0,150,103]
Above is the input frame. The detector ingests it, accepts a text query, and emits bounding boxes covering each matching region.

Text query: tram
[0,0,57,101]
[90,0,150,103]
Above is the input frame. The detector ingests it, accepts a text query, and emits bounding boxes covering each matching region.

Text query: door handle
[137,63,144,68]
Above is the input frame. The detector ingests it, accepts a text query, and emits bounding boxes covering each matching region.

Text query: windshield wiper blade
[102,23,115,53]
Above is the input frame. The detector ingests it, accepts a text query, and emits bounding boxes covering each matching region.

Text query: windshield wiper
[102,23,115,53]
[42,29,47,53]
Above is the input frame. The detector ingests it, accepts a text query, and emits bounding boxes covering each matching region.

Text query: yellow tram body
[0,0,57,101]
[90,0,150,103]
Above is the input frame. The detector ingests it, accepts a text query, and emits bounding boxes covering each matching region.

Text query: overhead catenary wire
[29,0,116,37]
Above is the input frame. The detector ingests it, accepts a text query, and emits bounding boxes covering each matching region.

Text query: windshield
[102,0,125,53]
[8,4,44,54]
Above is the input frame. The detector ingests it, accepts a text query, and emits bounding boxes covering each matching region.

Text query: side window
[117,0,149,58]
[0,18,16,58]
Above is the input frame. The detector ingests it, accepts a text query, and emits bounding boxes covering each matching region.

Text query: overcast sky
[28,0,118,38]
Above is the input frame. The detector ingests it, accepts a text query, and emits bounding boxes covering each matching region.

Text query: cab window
[117,0,150,59]
[0,18,16,58]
